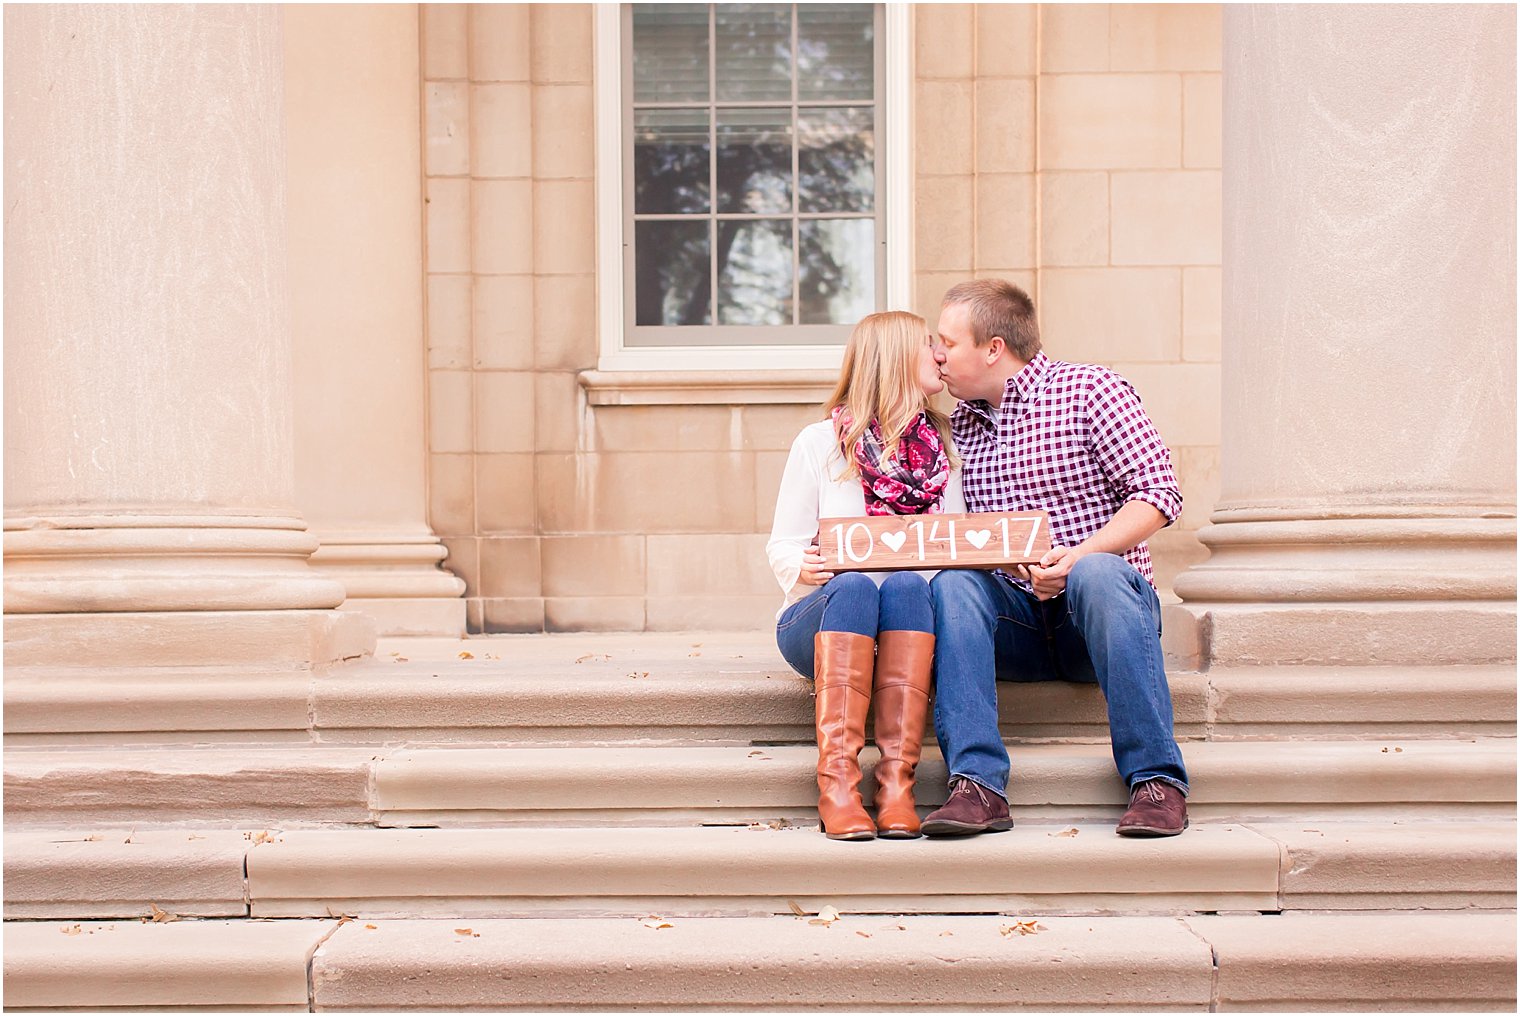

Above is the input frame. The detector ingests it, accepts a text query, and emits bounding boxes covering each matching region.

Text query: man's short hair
[941,279,1042,361]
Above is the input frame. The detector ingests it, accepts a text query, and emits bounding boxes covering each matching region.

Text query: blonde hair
[823,310,958,479]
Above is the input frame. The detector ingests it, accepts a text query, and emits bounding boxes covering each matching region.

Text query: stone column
[3,6,373,737]
[285,5,466,636]
[1169,5,1516,667]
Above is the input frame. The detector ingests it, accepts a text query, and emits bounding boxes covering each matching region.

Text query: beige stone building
[4,4,1515,1010]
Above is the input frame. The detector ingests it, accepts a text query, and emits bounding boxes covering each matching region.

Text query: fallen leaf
[458,651,474,660]
[786,899,806,917]
[1050,827,1079,838]
[575,653,610,664]
[1000,921,1045,937]
[627,671,649,679]
[454,927,479,937]
[939,931,954,937]
[808,905,842,926]
[388,651,401,657]
[364,924,378,930]
[767,818,791,830]
[148,903,178,924]
[855,931,872,938]
[251,830,274,846]
[1394,747,1403,753]
[393,656,409,663]
[61,925,81,936]
[748,750,770,759]
[334,915,355,928]
[640,916,674,930]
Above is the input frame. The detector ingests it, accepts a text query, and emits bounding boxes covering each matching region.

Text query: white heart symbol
[964,529,992,549]
[881,531,907,552]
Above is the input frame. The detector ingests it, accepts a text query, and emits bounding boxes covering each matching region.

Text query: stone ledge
[2,918,336,1010]
[243,823,1283,918]
[578,369,836,406]
[1188,911,1517,1011]
[311,914,1215,1011]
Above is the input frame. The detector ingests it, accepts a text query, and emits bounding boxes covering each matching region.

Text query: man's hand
[1026,545,1087,601]
[797,544,835,586]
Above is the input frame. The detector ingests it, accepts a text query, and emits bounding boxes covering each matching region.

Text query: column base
[338,598,465,637]
[309,535,467,636]
[4,609,376,741]
[1163,601,1517,671]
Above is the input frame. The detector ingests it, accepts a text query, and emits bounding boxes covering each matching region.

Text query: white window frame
[593,3,913,373]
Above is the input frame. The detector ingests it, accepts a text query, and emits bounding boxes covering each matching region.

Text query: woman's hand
[796,544,835,586]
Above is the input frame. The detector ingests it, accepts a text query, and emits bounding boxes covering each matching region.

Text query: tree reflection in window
[629,3,879,337]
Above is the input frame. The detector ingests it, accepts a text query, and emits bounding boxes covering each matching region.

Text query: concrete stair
[7,913,1515,1012]
[5,738,1514,827]
[4,633,1515,1011]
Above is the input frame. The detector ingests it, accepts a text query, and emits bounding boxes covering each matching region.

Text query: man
[921,278,1190,838]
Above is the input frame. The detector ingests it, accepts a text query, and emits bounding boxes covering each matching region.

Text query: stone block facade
[414,3,1224,632]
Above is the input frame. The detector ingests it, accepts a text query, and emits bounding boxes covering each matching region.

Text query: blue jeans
[777,571,934,678]
[929,554,1188,797]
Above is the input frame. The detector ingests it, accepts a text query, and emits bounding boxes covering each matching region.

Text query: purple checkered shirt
[952,351,1182,589]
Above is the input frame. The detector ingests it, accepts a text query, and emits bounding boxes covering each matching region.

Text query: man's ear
[985,336,1006,364]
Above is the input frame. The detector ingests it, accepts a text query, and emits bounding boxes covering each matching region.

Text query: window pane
[636,220,711,325]
[798,107,874,213]
[634,109,710,215]
[716,109,792,214]
[633,4,709,102]
[715,4,792,102]
[797,5,873,100]
[799,219,874,324]
[717,220,793,325]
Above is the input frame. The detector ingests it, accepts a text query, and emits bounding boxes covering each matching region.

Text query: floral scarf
[832,406,951,516]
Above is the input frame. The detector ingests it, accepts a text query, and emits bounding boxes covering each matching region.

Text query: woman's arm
[766,429,826,597]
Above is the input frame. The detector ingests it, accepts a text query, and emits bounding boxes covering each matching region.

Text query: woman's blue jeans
[929,554,1189,797]
[776,571,934,678]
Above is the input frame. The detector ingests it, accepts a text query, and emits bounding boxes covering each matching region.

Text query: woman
[767,310,964,840]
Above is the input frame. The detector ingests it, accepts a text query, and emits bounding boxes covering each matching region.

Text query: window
[595,3,910,372]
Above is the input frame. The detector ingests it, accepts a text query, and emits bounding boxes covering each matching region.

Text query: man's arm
[1024,371,1180,600]
[1024,500,1167,599]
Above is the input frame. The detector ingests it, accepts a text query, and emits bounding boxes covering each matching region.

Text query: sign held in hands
[818,511,1051,572]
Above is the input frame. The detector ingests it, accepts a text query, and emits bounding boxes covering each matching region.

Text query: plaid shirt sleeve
[1087,371,1183,525]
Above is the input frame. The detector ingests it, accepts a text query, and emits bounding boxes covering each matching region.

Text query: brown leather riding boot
[813,630,877,840]
[870,630,934,838]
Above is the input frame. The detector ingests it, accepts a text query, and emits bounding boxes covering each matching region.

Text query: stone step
[6,632,1513,743]
[8,815,1507,918]
[6,738,1512,828]
[8,821,1513,920]
[5,913,1515,1011]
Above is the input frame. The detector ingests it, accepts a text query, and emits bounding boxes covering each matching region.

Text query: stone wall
[415,3,1223,632]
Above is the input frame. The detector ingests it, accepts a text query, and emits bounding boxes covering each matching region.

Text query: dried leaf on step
[687,651,702,657]
[640,916,673,930]
[766,818,791,830]
[939,931,954,937]
[364,924,378,930]
[787,899,807,917]
[575,653,610,664]
[855,931,872,939]
[1050,827,1079,838]
[808,906,842,926]
[454,927,479,937]
[61,925,82,936]
[747,750,770,759]
[1000,921,1045,937]
[627,671,649,679]
[458,651,474,660]
[393,656,409,663]
[251,830,274,846]
[148,903,178,924]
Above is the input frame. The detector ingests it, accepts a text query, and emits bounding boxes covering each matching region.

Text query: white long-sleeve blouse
[765,419,966,619]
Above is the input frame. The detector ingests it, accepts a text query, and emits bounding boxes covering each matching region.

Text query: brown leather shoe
[870,630,933,839]
[920,776,1013,837]
[1116,779,1188,837]
[813,630,876,841]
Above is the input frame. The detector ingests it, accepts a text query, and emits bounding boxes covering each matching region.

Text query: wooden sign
[817,511,1051,573]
